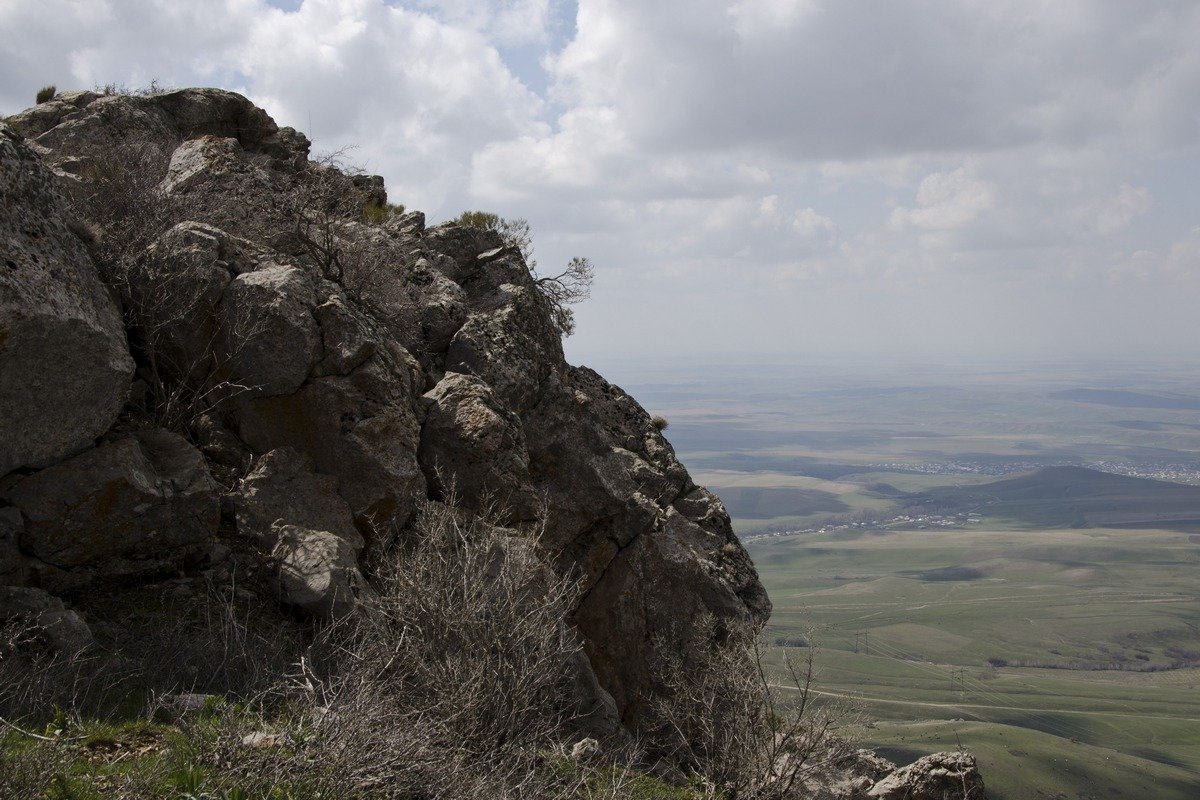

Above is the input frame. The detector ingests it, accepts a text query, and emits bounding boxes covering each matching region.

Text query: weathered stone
[161,135,252,195]
[0,429,219,589]
[0,124,133,474]
[241,731,293,749]
[2,91,99,140]
[191,411,252,470]
[569,737,601,761]
[522,367,770,725]
[131,222,245,385]
[445,281,563,414]
[313,294,376,377]
[418,372,537,523]
[234,447,360,550]
[868,752,987,800]
[236,351,425,545]
[0,586,93,652]
[159,693,220,720]
[271,525,369,620]
[219,263,321,398]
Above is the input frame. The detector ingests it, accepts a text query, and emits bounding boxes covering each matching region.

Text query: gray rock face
[271,525,370,620]
[234,447,360,550]
[236,350,426,546]
[0,508,26,586]
[0,585,93,652]
[523,366,771,723]
[0,124,133,474]
[131,222,242,384]
[0,429,219,589]
[219,263,321,398]
[419,372,537,523]
[867,752,987,800]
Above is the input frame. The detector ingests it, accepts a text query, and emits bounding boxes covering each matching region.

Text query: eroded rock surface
[0,429,218,590]
[867,752,987,800]
[0,124,133,474]
[272,525,369,621]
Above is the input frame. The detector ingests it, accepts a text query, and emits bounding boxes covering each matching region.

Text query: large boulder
[219,263,321,398]
[0,124,133,474]
[445,262,563,415]
[235,349,426,546]
[418,372,538,524]
[0,508,25,586]
[271,525,370,620]
[0,586,93,653]
[234,447,361,551]
[128,222,249,386]
[868,752,987,800]
[522,367,771,724]
[0,429,219,590]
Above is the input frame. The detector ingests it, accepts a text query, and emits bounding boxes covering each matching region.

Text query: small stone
[570,738,601,761]
[241,731,291,749]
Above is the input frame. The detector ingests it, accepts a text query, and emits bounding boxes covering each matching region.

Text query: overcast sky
[4,0,1200,369]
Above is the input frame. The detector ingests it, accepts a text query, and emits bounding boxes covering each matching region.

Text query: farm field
[749,523,1200,796]
[605,359,1200,798]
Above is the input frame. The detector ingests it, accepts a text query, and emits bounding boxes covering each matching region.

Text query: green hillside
[910,466,1200,528]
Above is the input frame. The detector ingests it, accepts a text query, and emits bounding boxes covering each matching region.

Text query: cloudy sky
[4,0,1200,369]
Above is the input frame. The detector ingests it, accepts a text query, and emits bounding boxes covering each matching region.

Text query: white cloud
[889,167,995,232]
[1080,183,1152,236]
[791,208,837,242]
[4,0,1200,362]
[411,0,555,47]
[728,0,820,39]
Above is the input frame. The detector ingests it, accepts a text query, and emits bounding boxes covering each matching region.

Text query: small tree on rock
[453,211,592,337]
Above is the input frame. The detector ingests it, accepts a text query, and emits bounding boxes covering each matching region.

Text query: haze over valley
[607,357,1200,799]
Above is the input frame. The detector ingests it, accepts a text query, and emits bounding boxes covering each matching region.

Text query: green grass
[748,523,1200,793]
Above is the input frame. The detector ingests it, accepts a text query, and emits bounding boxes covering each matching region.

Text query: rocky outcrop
[867,752,987,799]
[418,372,538,523]
[0,88,768,733]
[0,429,219,590]
[0,124,133,475]
[234,447,360,550]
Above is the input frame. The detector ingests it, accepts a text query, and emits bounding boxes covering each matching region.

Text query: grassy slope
[748,522,1200,794]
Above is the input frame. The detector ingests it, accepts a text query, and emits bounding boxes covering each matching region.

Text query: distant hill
[909,466,1200,528]
[1052,388,1200,410]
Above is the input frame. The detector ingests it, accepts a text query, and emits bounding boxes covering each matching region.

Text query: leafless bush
[0,736,69,799]
[178,501,610,798]
[648,616,843,799]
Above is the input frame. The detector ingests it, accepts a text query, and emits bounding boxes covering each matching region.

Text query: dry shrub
[194,501,601,798]
[648,616,844,799]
